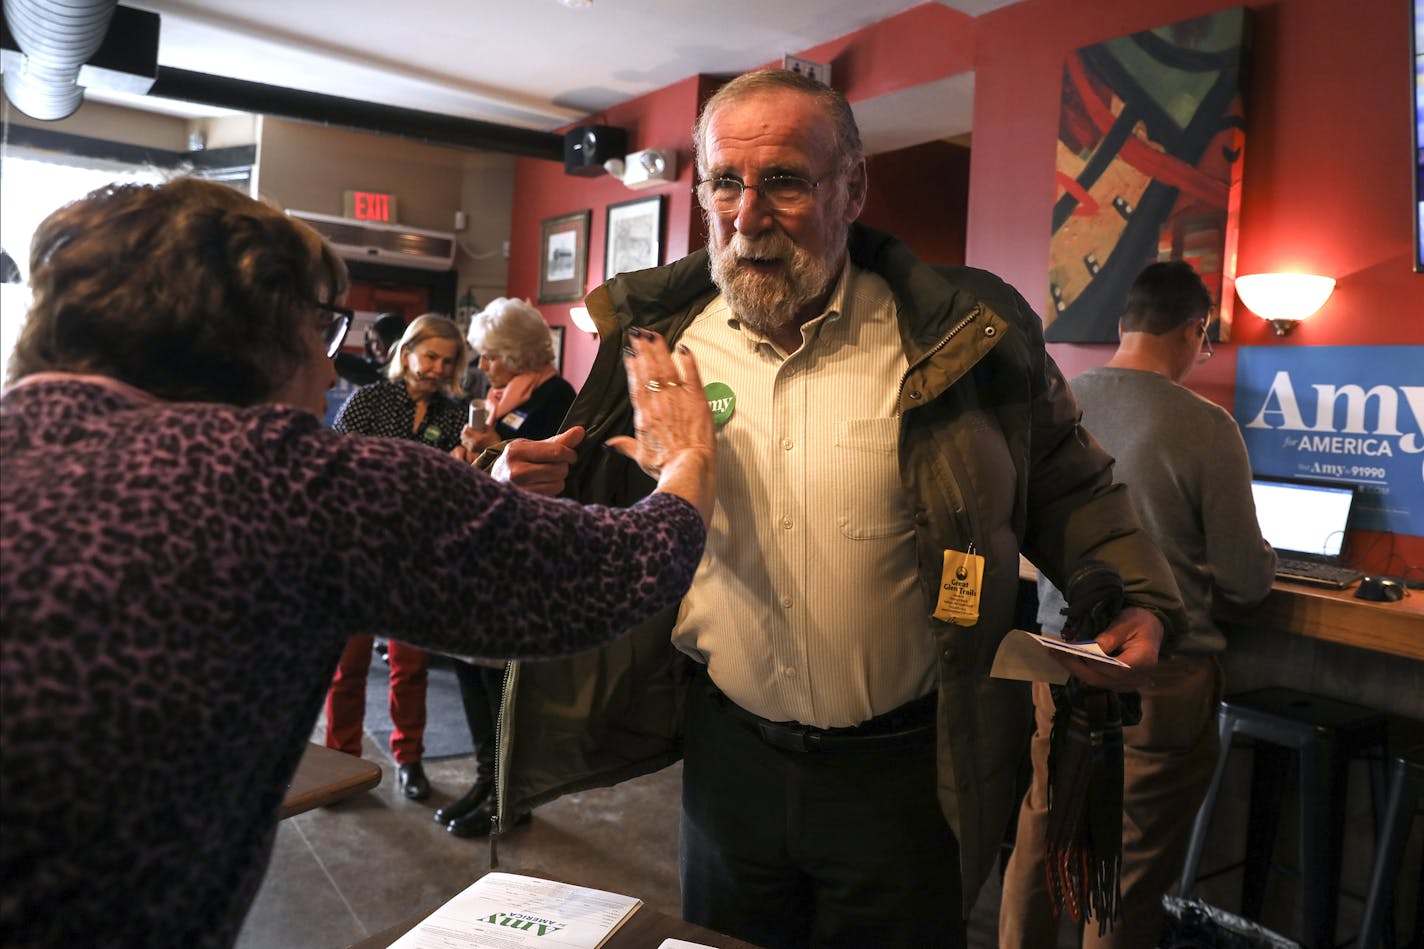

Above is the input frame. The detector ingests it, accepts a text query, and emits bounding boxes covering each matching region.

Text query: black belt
[702,672,936,754]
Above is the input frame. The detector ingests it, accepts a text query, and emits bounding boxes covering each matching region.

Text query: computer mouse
[1354,576,1405,602]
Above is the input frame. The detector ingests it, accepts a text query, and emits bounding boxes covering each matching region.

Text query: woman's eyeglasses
[315,302,353,358]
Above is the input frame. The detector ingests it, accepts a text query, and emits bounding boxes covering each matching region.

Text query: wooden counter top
[1239,582,1422,661]
[1018,557,1423,661]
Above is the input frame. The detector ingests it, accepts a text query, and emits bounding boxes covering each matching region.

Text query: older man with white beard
[487,68,1183,949]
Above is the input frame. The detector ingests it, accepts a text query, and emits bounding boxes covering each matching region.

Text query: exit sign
[344,190,398,223]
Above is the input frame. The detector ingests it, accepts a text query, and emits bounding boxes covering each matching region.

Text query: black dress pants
[679,672,965,949]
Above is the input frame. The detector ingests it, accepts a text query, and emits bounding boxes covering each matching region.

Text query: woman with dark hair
[334,310,405,386]
[0,177,716,948]
[324,313,472,802]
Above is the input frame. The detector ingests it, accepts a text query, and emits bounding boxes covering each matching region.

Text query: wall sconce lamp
[1235,273,1336,336]
[602,148,677,190]
[569,305,598,336]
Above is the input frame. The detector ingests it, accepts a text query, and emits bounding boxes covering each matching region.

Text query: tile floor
[234,658,1418,949]
[235,729,1033,948]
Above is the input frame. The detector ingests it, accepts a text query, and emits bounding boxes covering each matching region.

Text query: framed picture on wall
[604,195,664,280]
[549,325,565,373]
[538,210,591,303]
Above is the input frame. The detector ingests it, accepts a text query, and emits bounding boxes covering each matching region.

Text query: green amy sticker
[704,382,735,426]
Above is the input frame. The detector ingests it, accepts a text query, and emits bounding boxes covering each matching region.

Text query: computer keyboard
[1275,558,1365,590]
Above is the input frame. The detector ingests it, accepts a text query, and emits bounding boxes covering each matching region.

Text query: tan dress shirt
[672,263,937,728]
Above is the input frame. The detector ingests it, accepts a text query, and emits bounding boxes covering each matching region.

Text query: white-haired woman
[438,298,577,837]
[456,297,576,457]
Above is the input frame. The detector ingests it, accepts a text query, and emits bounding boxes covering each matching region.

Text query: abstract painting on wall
[1047,8,1250,342]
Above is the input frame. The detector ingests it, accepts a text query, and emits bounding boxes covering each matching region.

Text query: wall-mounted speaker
[563,124,628,176]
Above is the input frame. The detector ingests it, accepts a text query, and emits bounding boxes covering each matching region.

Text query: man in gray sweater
[999,260,1277,948]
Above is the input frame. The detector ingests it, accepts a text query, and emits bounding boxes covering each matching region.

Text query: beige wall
[255,117,514,307]
[257,117,466,231]
[457,150,514,308]
[194,114,259,150]
[5,100,189,151]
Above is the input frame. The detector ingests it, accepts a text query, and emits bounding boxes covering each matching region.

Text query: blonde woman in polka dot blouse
[324,314,472,800]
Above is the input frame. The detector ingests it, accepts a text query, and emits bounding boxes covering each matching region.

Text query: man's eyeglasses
[1196,319,1215,363]
[315,301,353,358]
[693,175,824,216]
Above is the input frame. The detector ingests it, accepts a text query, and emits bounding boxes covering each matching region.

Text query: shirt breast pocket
[832,417,908,540]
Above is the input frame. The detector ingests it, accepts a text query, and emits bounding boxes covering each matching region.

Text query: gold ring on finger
[644,380,663,392]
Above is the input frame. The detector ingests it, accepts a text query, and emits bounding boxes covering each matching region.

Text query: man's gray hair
[693,69,863,178]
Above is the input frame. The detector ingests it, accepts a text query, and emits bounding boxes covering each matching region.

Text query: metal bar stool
[1358,743,1424,949]
[1179,687,1388,949]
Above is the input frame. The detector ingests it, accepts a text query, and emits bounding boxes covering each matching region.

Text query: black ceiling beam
[148,66,565,162]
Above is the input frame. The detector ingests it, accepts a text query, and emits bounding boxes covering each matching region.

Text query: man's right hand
[491,426,585,497]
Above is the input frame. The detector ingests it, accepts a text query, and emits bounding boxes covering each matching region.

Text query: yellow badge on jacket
[933,546,983,626]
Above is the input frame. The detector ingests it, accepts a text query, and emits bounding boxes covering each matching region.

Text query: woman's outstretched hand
[608,327,716,524]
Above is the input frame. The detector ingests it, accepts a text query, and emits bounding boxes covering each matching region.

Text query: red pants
[324,636,428,765]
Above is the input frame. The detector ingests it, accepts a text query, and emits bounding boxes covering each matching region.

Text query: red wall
[507,0,1420,568]
[796,3,976,101]
[861,141,970,265]
[509,76,712,388]
[966,0,1421,568]
[969,0,1419,357]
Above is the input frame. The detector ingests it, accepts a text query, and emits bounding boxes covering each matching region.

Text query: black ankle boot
[447,798,530,838]
[434,779,491,825]
[396,761,430,801]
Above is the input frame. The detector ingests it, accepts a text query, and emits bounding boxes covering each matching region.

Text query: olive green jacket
[493,224,1182,910]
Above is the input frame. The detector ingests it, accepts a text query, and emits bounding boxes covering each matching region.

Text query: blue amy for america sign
[1234,346,1424,536]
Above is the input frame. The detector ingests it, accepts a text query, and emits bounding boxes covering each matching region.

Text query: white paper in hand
[990,629,1130,683]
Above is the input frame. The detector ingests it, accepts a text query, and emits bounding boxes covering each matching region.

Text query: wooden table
[281,742,382,819]
[1019,556,1423,661]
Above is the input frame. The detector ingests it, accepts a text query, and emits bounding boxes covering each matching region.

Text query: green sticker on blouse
[423,425,442,443]
[704,382,735,426]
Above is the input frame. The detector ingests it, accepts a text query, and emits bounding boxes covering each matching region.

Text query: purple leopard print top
[0,375,705,948]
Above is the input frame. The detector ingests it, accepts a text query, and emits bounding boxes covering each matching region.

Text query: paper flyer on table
[658,941,717,948]
[389,872,641,948]
[990,629,1130,683]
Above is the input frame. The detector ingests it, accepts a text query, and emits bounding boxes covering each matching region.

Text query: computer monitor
[1250,475,1358,562]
